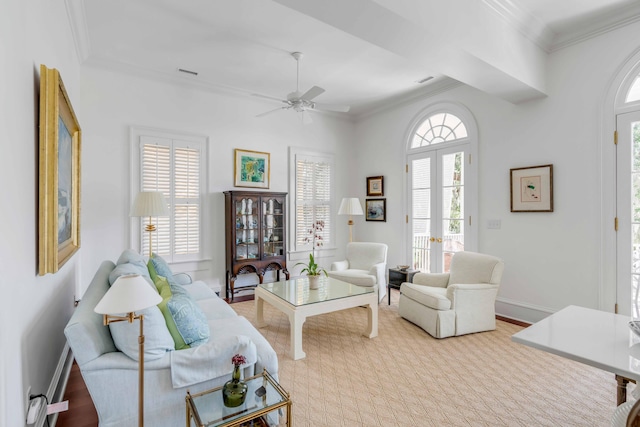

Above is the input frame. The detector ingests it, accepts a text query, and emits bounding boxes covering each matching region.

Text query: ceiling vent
[416,76,434,84]
[177,68,198,76]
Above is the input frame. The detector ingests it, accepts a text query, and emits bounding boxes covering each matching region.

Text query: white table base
[255,286,378,360]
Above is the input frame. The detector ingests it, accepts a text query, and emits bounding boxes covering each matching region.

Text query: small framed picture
[366,176,384,196]
[510,164,553,212]
[366,198,386,221]
[234,149,270,189]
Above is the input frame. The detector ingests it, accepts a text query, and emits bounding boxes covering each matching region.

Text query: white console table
[512,305,640,405]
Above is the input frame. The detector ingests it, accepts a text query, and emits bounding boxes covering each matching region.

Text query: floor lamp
[338,197,364,242]
[130,191,169,258]
[94,275,162,427]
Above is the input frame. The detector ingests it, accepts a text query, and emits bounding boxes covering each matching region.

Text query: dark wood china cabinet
[223,191,289,300]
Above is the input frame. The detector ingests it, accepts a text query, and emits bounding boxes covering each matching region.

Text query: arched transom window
[411,113,468,148]
[627,73,640,103]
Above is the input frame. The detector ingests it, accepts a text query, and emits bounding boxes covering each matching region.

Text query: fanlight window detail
[627,74,640,103]
[412,113,468,148]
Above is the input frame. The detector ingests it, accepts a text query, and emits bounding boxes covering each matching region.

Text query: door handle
[429,237,435,242]
[437,238,442,243]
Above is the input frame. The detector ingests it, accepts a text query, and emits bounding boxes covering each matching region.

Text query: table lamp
[94,275,162,427]
[130,191,169,257]
[338,197,364,242]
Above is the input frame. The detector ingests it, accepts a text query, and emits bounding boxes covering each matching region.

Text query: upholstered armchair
[328,242,388,302]
[398,251,504,338]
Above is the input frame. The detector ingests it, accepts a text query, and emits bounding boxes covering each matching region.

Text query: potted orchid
[295,220,328,289]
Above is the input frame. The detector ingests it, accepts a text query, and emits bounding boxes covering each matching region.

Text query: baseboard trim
[495,297,554,324]
[496,315,530,327]
[44,343,73,427]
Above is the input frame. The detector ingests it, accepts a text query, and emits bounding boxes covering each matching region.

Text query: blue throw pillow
[150,253,177,285]
[166,290,210,347]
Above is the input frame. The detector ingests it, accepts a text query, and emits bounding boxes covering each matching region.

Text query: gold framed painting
[234,148,270,189]
[510,164,553,212]
[38,65,82,275]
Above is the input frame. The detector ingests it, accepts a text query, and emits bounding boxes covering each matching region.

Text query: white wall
[353,20,640,322]
[78,66,355,296]
[0,0,81,425]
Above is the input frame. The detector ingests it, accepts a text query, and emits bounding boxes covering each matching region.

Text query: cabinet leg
[230,275,237,302]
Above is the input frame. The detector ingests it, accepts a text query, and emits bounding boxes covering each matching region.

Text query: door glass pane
[632,121,640,317]
[441,152,464,272]
[412,158,431,271]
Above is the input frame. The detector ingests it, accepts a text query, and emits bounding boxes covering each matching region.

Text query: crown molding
[550,2,640,52]
[483,0,555,52]
[65,0,91,62]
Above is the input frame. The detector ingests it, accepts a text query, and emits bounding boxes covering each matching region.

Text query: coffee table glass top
[258,276,373,307]
[187,369,288,427]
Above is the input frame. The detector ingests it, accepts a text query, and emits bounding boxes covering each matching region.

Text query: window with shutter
[290,148,335,253]
[132,128,206,262]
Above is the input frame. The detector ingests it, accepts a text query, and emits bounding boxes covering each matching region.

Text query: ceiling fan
[253,52,350,124]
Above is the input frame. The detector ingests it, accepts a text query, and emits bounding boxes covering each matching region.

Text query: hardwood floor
[55,361,98,427]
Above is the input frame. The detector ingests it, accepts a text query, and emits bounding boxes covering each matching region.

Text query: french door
[617,111,640,316]
[408,143,468,273]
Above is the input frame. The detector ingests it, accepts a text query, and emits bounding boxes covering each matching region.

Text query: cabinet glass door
[234,196,259,261]
[263,197,284,258]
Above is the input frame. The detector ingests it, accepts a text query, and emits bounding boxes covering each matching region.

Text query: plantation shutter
[174,142,200,255]
[141,137,171,256]
[295,155,331,249]
[140,136,202,260]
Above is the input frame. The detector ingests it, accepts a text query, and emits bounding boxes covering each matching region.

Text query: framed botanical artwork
[365,198,386,221]
[366,175,384,196]
[38,65,82,275]
[510,164,553,212]
[234,149,270,189]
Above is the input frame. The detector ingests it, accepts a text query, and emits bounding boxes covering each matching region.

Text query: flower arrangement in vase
[295,220,327,289]
[222,354,248,407]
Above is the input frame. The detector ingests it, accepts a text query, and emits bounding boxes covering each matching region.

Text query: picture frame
[366,175,384,196]
[234,148,270,189]
[38,65,82,275]
[510,164,553,212]
[365,198,386,221]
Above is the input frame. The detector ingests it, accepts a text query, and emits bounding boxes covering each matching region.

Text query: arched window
[411,113,468,148]
[626,74,640,103]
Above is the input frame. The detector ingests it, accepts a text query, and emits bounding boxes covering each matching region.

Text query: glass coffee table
[185,369,290,427]
[255,276,378,360]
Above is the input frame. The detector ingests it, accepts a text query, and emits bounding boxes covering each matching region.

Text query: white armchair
[398,251,504,338]
[328,242,388,302]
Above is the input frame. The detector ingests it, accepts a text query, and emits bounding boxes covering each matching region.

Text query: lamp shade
[94,275,162,315]
[130,191,169,217]
[338,198,364,215]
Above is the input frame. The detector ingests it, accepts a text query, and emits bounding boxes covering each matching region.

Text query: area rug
[231,291,617,426]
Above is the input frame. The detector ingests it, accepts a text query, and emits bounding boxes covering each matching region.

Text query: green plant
[295,253,328,277]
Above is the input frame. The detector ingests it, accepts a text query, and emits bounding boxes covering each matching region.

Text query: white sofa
[328,242,388,302]
[64,251,277,427]
[398,251,504,338]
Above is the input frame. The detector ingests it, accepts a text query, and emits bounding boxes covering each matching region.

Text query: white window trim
[288,146,336,262]
[130,126,209,262]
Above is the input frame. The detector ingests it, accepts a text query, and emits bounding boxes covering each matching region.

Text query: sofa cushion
[196,297,239,320]
[109,262,153,286]
[327,269,376,287]
[116,249,149,272]
[109,304,174,361]
[184,281,219,301]
[400,283,451,310]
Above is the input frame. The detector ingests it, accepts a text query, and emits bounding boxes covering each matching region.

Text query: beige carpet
[231,290,618,426]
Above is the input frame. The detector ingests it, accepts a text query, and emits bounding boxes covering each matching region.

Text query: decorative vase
[308,274,321,289]
[222,365,248,407]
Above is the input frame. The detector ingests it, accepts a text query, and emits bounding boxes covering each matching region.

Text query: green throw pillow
[154,275,190,350]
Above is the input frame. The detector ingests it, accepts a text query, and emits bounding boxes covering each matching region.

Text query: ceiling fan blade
[256,107,287,118]
[301,110,313,125]
[252,93,287,103]
[300,86,325,101]
[313,103,351,113]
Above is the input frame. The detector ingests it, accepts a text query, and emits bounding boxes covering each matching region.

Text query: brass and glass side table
[186,369,291,427]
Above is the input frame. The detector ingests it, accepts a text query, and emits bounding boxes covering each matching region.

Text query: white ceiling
[68,0,640,116]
